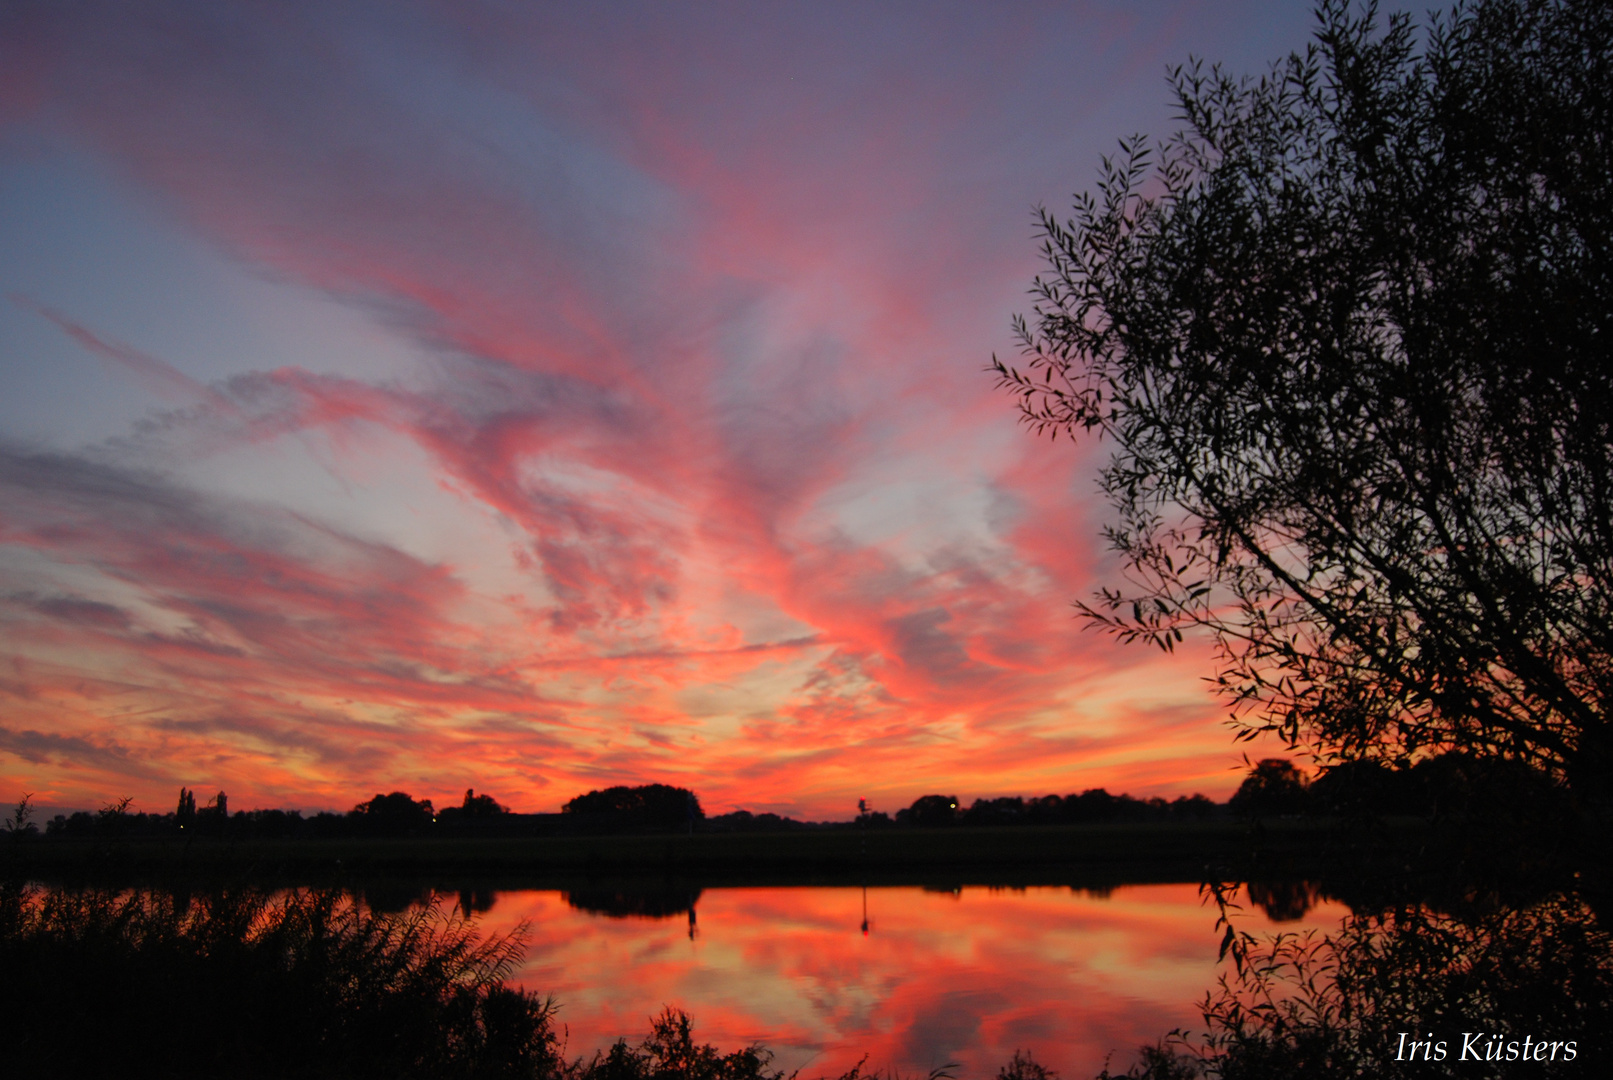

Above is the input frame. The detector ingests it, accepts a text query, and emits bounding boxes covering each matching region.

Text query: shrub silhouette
[579,1008,786,1080]
[1103,888,1612,1078]
[0,881,557,1078]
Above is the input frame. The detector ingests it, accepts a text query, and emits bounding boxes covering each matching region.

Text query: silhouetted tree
[46,812,86,837]
[458,889,497,919]
[563,888,703,921]
[434,789,515,831]
[1306,760,1408,818]
[1229,759,1310,818]
[234,807,306,839]
[1245,880,1323,923]
[90,796,134,837]
[1069,789,1126,823]
[962,797,1027,826]
[949,790,1224,827]
[1168,795,1220,821]
[896,794,959,827]
[994,0,1613,803]
[350,792,436,836]
[175,787,197,829]
[704,810,812,833]
[562,784,703,832]
[461,789,510,817]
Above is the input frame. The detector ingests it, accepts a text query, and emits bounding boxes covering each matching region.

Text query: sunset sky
[0,1,1322,818]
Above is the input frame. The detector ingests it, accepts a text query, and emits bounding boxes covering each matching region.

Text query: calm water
[460,883,1349,1078]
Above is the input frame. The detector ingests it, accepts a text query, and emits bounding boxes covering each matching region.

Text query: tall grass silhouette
[0,880,559,1077]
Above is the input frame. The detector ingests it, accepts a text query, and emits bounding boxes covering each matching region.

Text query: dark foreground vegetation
[0,881,555,1078]
[1097,841,1613,1079]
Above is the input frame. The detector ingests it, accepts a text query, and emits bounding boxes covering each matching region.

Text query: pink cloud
[0,1,1264,815]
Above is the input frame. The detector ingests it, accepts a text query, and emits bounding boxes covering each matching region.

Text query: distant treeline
[38,787,525,842]
[27,781,1231,842]
[718,790,1227,832]
[18,751,1551,846]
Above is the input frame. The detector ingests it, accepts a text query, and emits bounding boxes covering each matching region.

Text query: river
[451,882,1348,1078]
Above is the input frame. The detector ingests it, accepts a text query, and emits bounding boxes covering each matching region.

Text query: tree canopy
[1228,759,1310,818]
[996,0,1613,801]
[561,784,703,830]
[351,791,436,835]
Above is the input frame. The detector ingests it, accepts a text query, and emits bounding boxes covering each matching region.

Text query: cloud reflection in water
[474,883,1347,1078]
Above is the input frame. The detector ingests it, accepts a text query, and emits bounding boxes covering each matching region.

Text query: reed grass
[0,880,557,1078]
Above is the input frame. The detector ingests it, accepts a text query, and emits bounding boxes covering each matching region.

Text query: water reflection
[473,882,1348,1078]
[1243,880,1322,923]
[458,887,496,918]
[359,881,433,914]
[563,886,704,921]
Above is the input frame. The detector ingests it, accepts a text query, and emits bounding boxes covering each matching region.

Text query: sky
[0,1,1324,818]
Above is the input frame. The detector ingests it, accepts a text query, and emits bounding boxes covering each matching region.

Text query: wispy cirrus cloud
[0,0,1299,814]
